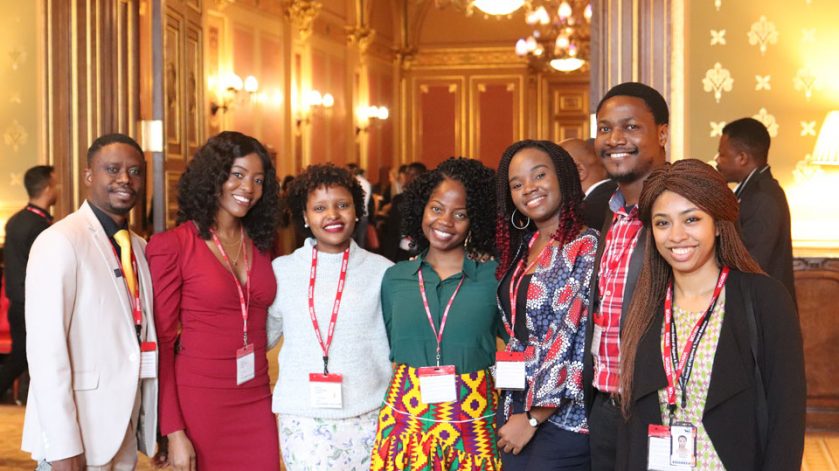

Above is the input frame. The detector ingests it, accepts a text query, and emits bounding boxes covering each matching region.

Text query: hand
[152,435,170,468]
[49,454,86,471]
[167,430,196,471]
[497,413,537,455]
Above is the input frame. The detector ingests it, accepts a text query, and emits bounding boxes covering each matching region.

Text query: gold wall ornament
[747,16,778,56]
[793,67,820,101]
[284,0,322,41]
[753,107,779,138]
[755,74,771,91]
[702,62,734,104]
[714,0,722,11]
[801,121,817,137]
[411,46,524,69]
[346,25,376,54]
[3,119,27,152]
[709,121,726,138]
[9,172,22,187]
[8,45,26,70]
[710,29,726,46]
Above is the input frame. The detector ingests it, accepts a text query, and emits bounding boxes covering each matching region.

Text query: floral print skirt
[278,409,379,471]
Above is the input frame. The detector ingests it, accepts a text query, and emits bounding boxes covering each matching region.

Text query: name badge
[591,324,603,357]
[647,424,695,470]
[236,344,255,386]
[309,373,343,409]
[417,365,456,404]
[139,341,157,379]
[495,351,525,390]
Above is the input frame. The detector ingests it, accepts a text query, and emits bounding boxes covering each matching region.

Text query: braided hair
[495,140,584,278]
[619,159,764,417]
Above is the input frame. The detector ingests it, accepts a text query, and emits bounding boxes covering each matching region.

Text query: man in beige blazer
[23,134,158,470]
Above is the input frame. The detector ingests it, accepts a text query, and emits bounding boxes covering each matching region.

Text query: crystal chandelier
[515,0,592,72]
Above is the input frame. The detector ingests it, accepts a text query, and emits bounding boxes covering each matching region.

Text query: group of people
[6,81,804,471]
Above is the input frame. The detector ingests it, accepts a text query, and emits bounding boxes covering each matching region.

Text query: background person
[559,138,616,231]
[147,131,282,471]
[617,159,805,470]
[494,140,598,470]
[267,163,393,470]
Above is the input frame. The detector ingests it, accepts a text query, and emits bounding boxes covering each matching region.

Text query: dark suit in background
[0,204,52,397]
[735,167,796,303]
[581,179,617,230]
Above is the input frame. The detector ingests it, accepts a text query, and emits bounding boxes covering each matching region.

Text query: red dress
[147,223,279,470]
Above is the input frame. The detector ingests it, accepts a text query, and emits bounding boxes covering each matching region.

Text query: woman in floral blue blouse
[494,140,598,470]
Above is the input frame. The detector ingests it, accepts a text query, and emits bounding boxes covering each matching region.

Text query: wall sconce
[210,73,259,116]
[355,105,389,134]
[812,111,839,166]
[295,89,334,128]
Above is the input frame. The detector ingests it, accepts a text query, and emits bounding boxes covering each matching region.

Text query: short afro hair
[400,157,496,259]
[87,133,144,165]
[596,82,669,125]
[24,165,54,198]
[722,117,771,165]
[287,163,365,238]
[177,131,281,252]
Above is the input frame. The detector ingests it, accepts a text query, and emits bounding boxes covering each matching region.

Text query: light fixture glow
[472,0,525,16]
[550,57,585,72]
[812,111,839,166]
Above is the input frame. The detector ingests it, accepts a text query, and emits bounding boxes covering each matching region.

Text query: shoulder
[147,223,195,256]
[354,247,394,272]
[728,270,793,308]
[383,259,416,281]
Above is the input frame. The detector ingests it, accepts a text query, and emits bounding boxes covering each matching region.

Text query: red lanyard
[26,205,51,223]
[210,227,251,347]
[109,243,143,341]
[308,245,350,375]
[417,267,465,367]
[662,266,729,418]
[501,232,554,343]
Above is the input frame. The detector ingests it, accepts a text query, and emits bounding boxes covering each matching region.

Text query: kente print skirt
[370,364,502,471]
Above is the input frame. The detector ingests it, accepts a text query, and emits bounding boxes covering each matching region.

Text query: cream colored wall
[0,0,41,243]
[682,0,839,255]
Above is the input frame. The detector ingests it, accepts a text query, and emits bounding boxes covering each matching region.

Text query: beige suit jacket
[22,201,158,465]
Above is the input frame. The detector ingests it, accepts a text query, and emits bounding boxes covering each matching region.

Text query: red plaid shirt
[592,192,643,393]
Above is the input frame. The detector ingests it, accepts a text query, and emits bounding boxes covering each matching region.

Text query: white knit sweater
[267,238,393,418]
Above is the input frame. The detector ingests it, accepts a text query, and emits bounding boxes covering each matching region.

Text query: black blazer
[737,167,796,304]
[3,205,52,304]
[583,205,647,411]
[616,270,805,471]
[581,179,617,231]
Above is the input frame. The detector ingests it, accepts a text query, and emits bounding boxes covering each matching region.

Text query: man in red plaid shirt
[582,82,670,471]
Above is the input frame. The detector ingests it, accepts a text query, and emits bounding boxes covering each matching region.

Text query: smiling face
[216,153,265,223]
[84,142,145,223]
[507,147,562,227]
[422,178,470,254]
[304,184,357,253]
[595,96,668,184]
[651,190,719,278]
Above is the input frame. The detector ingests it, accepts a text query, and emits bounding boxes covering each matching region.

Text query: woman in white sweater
[267,164,393,470]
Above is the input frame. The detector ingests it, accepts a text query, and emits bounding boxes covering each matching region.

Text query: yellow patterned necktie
[114,229,137,298]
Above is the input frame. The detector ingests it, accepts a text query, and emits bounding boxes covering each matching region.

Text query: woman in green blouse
[370,157,501,471]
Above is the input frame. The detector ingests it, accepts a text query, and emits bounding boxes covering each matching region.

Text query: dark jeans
[589,389,621,471]
[0,302,27,397]
[497,402,590,470]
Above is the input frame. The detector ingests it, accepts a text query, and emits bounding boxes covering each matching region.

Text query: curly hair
[176,131,280,252]
[619,159,763,417]
[400,157,496,259]
[495,140,584,278]
[286,163,365,238]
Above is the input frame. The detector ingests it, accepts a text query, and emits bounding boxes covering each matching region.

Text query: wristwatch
[525,411,539,428]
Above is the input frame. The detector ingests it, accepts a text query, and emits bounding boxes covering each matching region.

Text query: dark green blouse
[380,253,501,373]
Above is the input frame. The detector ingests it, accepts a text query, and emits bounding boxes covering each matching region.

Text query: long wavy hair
[495,140,584,278]
[619,159,763,417]
[400,157,497,259]
[176,131,281,252]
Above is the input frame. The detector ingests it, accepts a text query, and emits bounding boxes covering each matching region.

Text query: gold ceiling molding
[285,0,322,40]
[409,47,527,70]
[346,25,376,53]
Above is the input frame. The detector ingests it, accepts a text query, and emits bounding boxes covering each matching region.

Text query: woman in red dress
[147,131,282,470]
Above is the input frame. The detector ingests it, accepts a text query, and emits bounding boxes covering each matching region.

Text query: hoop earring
[511,209,530,230]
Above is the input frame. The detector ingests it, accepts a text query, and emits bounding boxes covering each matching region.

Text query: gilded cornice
[409,46,527,70]
[284,0,322,41]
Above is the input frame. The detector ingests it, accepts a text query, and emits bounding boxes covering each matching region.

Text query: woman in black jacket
[616,159,805,470]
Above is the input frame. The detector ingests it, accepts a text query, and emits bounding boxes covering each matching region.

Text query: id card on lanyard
[416,268,463,404]
[306,246,349,408]
[110,242,157,379]
[210,228,254,386]
[496,232,552,390]
[647,266,729,469]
